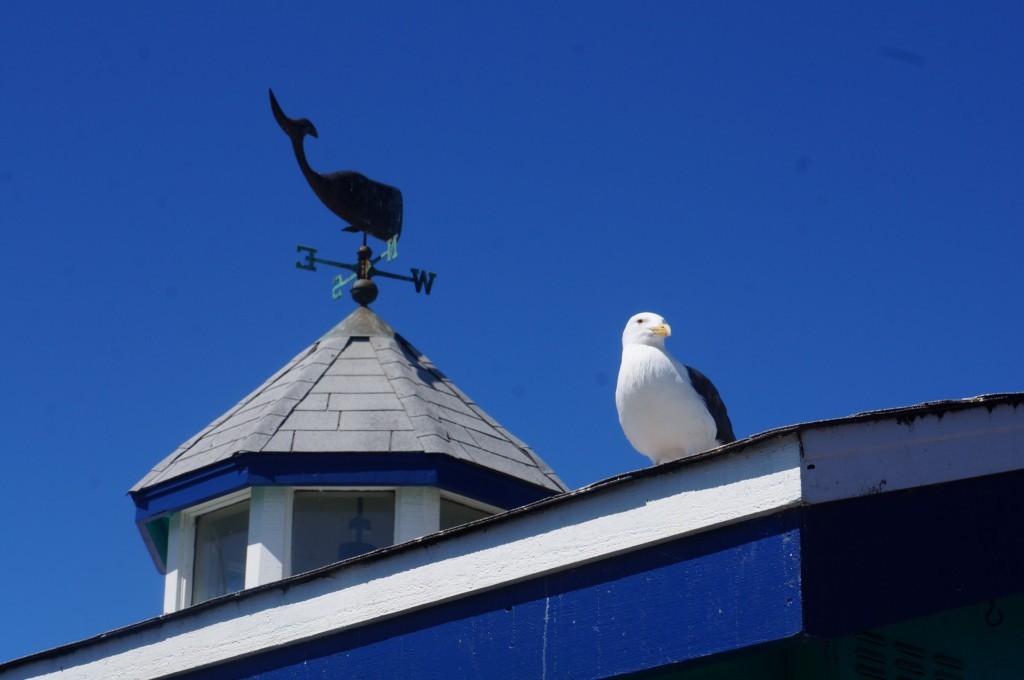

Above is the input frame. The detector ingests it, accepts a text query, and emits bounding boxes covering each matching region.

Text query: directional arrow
[295,238,437,300]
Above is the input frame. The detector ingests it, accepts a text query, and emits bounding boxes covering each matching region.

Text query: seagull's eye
[636,318,644,325]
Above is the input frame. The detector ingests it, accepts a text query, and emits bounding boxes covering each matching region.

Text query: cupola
[130,305,565,613]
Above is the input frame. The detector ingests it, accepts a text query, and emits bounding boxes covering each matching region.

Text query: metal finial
[350,244,378,306]
[350,278,378,306]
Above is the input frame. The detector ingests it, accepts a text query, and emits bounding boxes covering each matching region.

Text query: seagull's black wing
[685,365,736,444]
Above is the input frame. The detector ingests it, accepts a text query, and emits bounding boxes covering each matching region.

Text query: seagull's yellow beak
[651,322,672,337]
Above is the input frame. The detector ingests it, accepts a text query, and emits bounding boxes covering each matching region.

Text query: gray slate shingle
[131,305,566,494]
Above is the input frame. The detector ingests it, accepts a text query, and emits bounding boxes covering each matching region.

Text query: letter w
[410,269,437,295]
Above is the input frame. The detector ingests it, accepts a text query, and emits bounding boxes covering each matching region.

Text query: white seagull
[615,312,735,464]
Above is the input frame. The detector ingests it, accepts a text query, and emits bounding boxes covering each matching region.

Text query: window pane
[291,491,395,576]
[192,500,249,605]
[440,498,492,531]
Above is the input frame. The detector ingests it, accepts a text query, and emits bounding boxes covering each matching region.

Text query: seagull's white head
[622,312,672,348]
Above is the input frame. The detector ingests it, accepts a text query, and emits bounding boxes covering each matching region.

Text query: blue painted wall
[186,513,803,679]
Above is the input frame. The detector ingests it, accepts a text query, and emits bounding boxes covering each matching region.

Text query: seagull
[615,312,735,464]
[269,89,403,244]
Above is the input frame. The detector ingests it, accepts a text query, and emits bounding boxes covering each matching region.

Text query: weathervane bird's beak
[651,323,671,337]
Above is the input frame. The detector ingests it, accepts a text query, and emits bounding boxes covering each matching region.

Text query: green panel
[834,594,1024,679]
[640,644,837,680]
[649,649,788,680]
[145,516,170,567]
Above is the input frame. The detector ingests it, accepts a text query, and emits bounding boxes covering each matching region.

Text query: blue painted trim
[184,513,804,679]
[132,453,558,573]
[132,453,557,523]
[133,459,250,519]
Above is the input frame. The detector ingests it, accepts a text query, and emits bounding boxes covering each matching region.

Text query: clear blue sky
[3,1,1023,662]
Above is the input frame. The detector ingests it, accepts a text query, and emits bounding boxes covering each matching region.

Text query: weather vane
[269,89,436,306]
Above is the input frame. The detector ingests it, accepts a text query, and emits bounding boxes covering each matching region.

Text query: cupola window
[191,499,250,605]
[290,490,396,575]
[440,497,493,530]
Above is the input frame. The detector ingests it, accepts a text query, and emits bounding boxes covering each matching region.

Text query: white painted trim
[246,487,292,588]
[394,486,441,543]
[161,513,184,615]
[14,436,803,680]
[170,489,252,612]
[439,490,504,516]
[177,511,196,611]
[801,401,1024,503]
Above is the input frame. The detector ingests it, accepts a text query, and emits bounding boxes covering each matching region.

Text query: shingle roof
[131,306,566,494]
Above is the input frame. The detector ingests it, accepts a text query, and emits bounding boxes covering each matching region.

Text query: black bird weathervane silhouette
[270,88,435,305]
